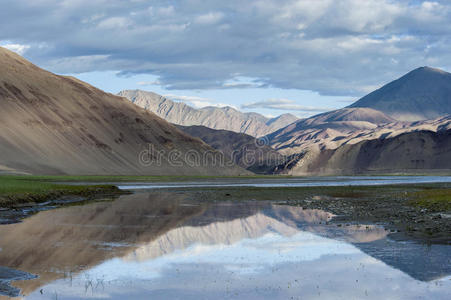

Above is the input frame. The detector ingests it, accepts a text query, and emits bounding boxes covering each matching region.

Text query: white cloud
[164,94,235,109]
[2,0,451,97]
[137,80,161,86]
[337,37,383,51]
[97,17,132,30]
[158,6,175,16]
[222,76,266,89]
[421,1,440,11]
[45,55,111,73]
[242,99,329,112]
[164,94,213,103]
[194,12,224,25]
[1,42,30,55]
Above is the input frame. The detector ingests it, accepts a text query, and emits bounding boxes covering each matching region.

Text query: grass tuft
[408,189,451,211]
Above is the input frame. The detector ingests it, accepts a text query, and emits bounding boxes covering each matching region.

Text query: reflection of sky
[27,231,451,300]
[76,232,358,281]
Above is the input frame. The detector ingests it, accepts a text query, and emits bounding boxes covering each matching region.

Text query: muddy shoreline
[286,193,451,245]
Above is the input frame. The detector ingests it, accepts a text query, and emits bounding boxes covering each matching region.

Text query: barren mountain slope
[0,47,246,175]
[267,107,395,154]
[303,107,395,125]
[266,102,451,174]
[270,113,450,156]
[177,125,286,174]
[281,128,451,175]
[351,67,451,121]
[118,89,298,137]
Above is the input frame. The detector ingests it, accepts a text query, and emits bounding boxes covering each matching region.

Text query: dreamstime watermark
[255,136,270,147]
[138,136,286,168]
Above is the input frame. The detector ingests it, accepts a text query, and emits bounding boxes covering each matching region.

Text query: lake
[0,177,450,299]
[114,175,451,190]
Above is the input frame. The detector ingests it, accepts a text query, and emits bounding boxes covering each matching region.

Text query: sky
[1,0,451,118]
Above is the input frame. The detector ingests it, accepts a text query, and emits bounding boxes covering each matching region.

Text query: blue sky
[2,0,451,117]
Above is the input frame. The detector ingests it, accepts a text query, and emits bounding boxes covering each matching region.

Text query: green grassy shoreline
[0,176,123,207]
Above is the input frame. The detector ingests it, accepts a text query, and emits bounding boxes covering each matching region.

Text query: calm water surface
[116,175,451,189]
[0,179,450,299]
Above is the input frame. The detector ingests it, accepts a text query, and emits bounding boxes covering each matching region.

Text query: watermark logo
[255,136,269,147]
[138,138,287,169]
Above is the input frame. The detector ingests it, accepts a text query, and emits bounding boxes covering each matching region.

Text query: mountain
[277,127,451,175]
[350,67,451,121]
[326,128,451,174]
[118,90,298,137]
[267,107,395,153]
[0,47,246,175]
[266,103,451,174]
[177,125,286,174]
[302,107,395,125]
[265,66,451,174]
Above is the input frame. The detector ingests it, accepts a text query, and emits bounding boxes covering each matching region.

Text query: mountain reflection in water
[0,191,449,299]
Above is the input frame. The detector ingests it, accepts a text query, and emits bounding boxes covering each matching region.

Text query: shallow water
[116,175,451,190]
[0,187,450,299]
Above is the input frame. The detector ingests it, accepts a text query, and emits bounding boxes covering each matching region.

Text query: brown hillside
[0,47,246,175]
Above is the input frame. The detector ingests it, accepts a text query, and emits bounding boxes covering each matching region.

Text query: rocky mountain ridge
[118,89,298,137]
